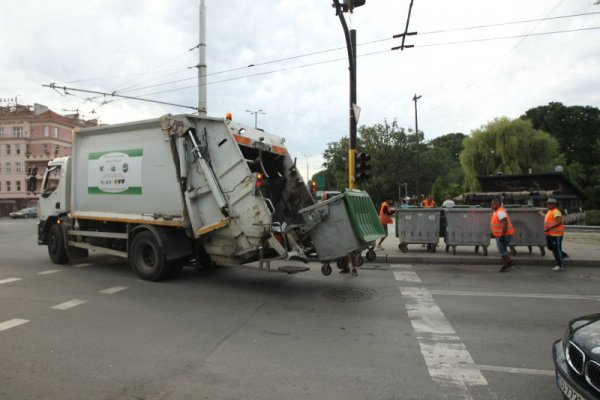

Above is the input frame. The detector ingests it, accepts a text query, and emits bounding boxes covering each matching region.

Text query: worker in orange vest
[490,199,516,272]
[544,198,566,271]
[421,194,436,208]
[376,199,394,250]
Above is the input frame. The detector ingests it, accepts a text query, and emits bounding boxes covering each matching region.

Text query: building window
[43,144,49,155]
[0,127,4,138]
[54,127,59,138]
[15,162,22,174]
[16,180,21,192]
[6,181,11,192]
[5,162,11,174]
[13,126,23,138]
[44,126,49,137]
[5,144,10,155]
[15,144,21,155]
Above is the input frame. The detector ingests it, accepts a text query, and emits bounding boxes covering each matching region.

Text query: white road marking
[400,285,487,399]
[99,286,128,294]
[391,264,413,270]
[429,289,600,301]
[460,363,554,377]
[38,269,62,275]
[393,270,422,283]
[0,319,30,332]
[51,299,87,310]
[0,278,22,285]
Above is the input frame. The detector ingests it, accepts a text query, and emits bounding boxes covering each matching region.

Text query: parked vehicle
[552,313,600,400]
[10,207,38,219]
[36,113,382,281]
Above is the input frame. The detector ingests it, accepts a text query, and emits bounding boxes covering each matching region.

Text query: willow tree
[460,117,563,191]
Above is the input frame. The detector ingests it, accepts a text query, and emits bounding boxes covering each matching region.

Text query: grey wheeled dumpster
[395,208,442,253]
[505,207,546,256]
[298,190,384,274]
[443,207,492,255]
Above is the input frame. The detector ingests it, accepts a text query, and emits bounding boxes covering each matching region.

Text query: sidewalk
[370,222,600,268]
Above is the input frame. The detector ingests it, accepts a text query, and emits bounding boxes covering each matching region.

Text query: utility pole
[413,94,422,199]
[246,109,265,129]
[197,0,207,115]
[332,0,364,190]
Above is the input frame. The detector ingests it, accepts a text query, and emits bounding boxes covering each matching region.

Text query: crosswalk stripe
[0,319,29,332]
[0,278,22,285]
[51,299,87,310]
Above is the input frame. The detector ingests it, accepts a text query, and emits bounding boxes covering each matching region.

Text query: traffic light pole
[332,0,358,190]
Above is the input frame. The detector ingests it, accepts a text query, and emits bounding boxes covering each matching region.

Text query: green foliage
[460,117,562,191]
[521,102,600,208]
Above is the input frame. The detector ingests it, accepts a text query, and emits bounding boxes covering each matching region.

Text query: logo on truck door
[87,149,143,195]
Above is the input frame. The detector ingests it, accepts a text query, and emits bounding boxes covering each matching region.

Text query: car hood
[570,313,600,351]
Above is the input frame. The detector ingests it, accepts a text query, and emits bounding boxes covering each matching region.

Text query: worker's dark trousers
[546,235,564,268]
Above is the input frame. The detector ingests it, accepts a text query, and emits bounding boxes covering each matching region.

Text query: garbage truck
[36,113,383,280]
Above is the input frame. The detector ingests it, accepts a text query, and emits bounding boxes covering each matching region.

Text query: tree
[522,102,600,208]
[460,117,563,191]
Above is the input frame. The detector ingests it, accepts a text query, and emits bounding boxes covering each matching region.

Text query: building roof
[475,172,586,200]
[0,103,97,128]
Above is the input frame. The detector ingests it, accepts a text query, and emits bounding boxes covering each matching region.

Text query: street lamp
[303,154,311,185]
[413,94,422,198]
[246,109,265,129]
[399,182,407,202]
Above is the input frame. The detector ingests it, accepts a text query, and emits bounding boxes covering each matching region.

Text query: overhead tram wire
[121,25,600,99]
[109,11,600,97]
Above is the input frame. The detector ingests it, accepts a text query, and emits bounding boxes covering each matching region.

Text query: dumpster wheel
[483,246,488,256]
[336,258,348,270]
[321,262,332,276]
[353,253,364,267]
[540,246,545,256]
[398,243,408,253]
[366,248,377,261]
[510,247,517,256]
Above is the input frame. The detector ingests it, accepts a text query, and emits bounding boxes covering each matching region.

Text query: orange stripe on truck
[233,134,252,146]
[271,145,287,155]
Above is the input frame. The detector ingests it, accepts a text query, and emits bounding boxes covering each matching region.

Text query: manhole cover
[323,287,376,303]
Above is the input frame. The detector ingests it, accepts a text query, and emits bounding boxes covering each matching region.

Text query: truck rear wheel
[48,224,69,264]
[130,231,168,281]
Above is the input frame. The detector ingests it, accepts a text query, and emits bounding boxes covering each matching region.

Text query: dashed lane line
[38,269,63,275]
[460,363,554,377]
[99,286,128,294]
[51,299,87,310]
[0,319,29,332]
[0,278,22,285]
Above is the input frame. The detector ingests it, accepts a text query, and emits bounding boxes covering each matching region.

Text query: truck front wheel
[130,231,168,281]
[48,224,69,264]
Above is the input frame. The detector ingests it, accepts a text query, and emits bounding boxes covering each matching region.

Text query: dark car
[9,207,38,219]
[553,313,600,400]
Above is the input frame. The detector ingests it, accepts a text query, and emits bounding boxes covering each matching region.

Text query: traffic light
[311,180,317,194]
[341,0,366,12]
[355,152,371,183]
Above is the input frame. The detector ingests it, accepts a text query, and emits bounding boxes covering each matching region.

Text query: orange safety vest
[379,202,393,224]
[421,199,436,208]
[544,209,564,236]
[490,207,515,237]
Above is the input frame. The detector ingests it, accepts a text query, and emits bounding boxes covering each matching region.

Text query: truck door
[38,159,68,219]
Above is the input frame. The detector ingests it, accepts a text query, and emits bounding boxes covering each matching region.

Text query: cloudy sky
[2,0,599,179]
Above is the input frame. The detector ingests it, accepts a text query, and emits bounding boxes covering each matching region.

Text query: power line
[124,25,600,98]
[113,12,600,96]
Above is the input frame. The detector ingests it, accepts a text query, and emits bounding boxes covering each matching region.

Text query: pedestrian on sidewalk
[544,198,566,271]
[442,195,455,208]
[377,198,393,249]
[490,199,516,272]
[421,194,436,208]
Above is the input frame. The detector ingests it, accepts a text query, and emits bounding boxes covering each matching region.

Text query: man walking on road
[544,198,566,271]
[377,199,393,249]
[490,199,516,272]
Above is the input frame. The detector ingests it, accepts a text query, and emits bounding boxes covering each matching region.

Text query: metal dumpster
[504,207,546,256]
[298,190,384,274]
[443,207,492,255]
[395,208,442,253]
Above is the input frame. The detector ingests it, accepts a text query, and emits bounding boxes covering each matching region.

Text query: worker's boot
[499,255,510,272]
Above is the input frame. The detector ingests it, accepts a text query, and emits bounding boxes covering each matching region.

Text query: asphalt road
[1,218,599,400]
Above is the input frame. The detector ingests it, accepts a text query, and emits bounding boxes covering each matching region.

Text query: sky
[1,0,599,181]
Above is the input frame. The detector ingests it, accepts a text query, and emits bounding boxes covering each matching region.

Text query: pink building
[0,103,97,217]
